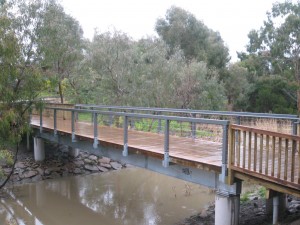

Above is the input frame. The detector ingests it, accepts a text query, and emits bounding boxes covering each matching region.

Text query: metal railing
[37,106,230,176]
[75,104,299,135]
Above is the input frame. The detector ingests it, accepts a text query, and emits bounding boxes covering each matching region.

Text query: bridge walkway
[31,115,222,172]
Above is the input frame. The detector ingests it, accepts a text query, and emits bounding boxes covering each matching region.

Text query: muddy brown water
[0,168,214,225]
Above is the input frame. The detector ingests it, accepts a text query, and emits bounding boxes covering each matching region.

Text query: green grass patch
[78,113,92,122]
[240,191,250,203]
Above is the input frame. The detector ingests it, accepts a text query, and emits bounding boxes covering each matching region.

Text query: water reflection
[0,168,214,225]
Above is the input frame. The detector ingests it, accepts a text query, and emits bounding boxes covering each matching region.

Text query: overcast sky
[60,0,291,62]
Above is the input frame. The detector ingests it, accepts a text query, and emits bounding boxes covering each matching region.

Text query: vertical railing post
[122,115,128,156]
[235,116,241,143]
[53,109,57,136]
[157,112,162,134]
[162,119,170,167]
[93,112,98,149]
[71,110,76,142]
[221,123,229,181]
[129,110,135,129]
[191,113,196,139]
[74,105,78,122]
[90,107,94,123]
[292,119,298,135]
[39,107,43,134]
[109,108,113,127]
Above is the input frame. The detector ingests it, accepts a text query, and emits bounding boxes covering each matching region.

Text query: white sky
[60,0,291,62]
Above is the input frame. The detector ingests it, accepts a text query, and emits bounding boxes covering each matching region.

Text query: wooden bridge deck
[31,116,223,172]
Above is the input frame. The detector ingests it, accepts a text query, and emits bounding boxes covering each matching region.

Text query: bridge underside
[34,129,240,195]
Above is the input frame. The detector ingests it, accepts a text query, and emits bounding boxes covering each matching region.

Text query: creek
[0,168,214,225]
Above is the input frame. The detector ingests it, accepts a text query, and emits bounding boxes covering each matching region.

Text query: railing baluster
[284,138,289,181]
[123,115,128,156]
[277,137,282,179]
[237,130,241,167]
[109,108,113,127]
[298,141,300,184]
[231,127,236,166]
[291,138,296,182]
[130,110,135,129]
[54,109,57,136]
[39,107,43,134]
[93,112,98,149]
[191,113,196,139]
[292,120,298,135]
[157,112,162,134]
[248,131,252,170]
[271,136,276,177]
[163,119,170,167]
[254,133,257,172]
[265,135,270,175]
[243,131,246,169]
[71,111,76,142]
[259,134,263,174]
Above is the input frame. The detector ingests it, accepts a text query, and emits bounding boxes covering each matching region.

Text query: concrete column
[34,137,45,162]
[68,147,79,158]
[266,192,287,221]
[26,132,30,151]
[215,194,240,225]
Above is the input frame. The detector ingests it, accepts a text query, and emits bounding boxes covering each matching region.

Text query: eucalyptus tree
[173,60,226,110]
[155,6,230,71]
[130,37,182,107]
[0,0,45,146]
[37,0,85,103]
[224,63,251,110]
[243,1,300,113]
[0,1,45,186]
[88,30,137,105]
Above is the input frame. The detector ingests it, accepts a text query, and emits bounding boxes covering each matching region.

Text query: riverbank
[178,192,300,225]
[1,143,126,186]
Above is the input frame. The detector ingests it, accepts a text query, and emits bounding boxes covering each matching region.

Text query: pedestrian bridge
[30,103,300,225]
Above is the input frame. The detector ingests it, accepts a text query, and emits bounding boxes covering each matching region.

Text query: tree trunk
[58,81,64,104]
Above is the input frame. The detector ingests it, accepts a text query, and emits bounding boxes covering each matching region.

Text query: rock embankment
[2,144,126,185]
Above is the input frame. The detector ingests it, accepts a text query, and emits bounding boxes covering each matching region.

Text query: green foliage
[240,192,250,203]
[224,63,252,110]
[247,76,297,114]
[0,2,45,147]
[258,187,266,198]
[36,0,85,103]
[0,149,13,166]
[155,6,230,70]
[241,1,300,113]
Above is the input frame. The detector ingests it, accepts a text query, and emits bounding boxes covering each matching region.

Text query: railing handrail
[44,106,230,126]
[231,124,300,141]
[75,104,298,120]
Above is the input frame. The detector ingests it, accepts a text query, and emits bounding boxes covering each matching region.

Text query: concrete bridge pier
[33,137,45,162]
[215,193,240,225]
[266,190,287,224]
[215,180,242,225]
